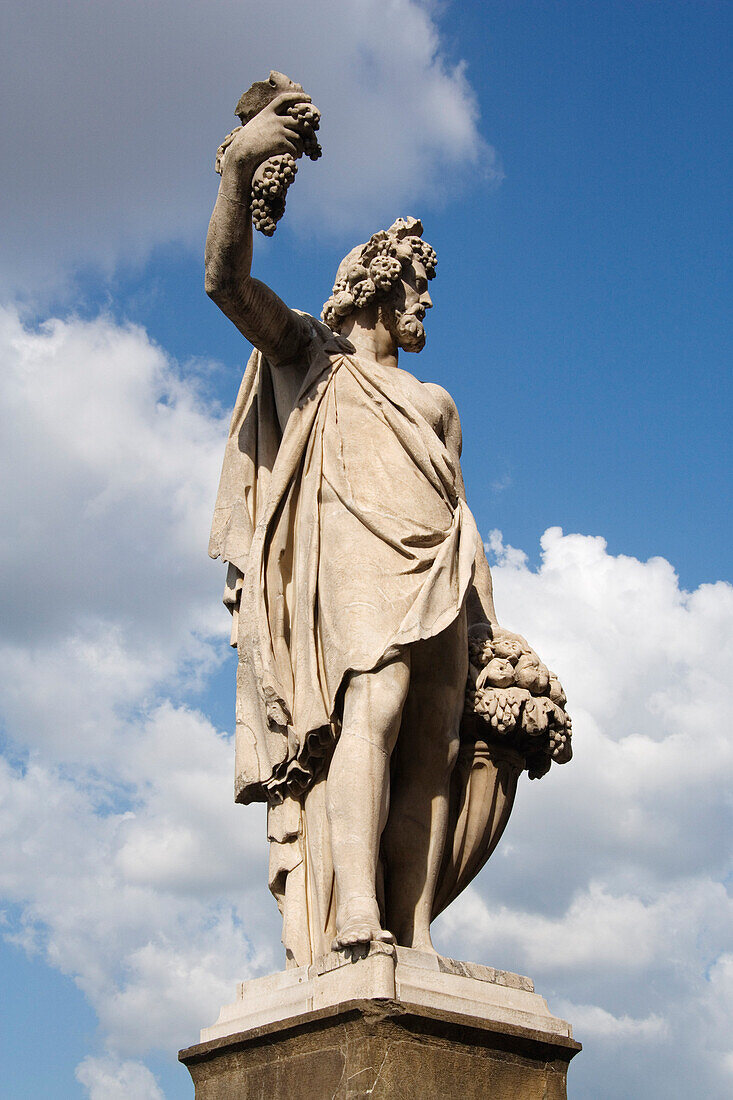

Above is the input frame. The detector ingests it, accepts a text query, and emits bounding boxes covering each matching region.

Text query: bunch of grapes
[407,237,438,278]
[249,104,322,236]
[549,713,572,763]
[251,154,298,236]
[369,254,402,291]
[286,102,322,161]
[473,686,525,734]
[351,278,376,309]
[216,89,322,236]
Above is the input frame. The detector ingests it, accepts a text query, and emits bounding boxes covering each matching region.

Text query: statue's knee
[446,732,460,773]
[343,660,410,749]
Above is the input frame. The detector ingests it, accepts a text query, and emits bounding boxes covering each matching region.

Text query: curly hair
[321,217,437,332]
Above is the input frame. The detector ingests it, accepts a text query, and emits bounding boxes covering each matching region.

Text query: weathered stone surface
[180,998,581,1099]
[205,78,576,968]
[199,943,571,1044]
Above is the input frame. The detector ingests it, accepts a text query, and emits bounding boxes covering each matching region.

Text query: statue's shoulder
[423,381,462,455]
[291,311,348,359]
[423,381,460,422]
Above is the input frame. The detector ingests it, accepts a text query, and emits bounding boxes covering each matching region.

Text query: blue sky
[51,0,731,590]
[1,2,731,1097]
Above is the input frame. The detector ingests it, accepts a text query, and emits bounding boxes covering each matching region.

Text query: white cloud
[0,308,275,1076]
[1,1,493,295]
[0,306,225,762]
[439,877,732,978]
[434,528,733,1098]
[0,310,730,1096]
[552,1001,668,1041]
[76,1055,164,1100]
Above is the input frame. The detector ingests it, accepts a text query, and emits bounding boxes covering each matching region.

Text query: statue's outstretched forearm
[204,157,256,307]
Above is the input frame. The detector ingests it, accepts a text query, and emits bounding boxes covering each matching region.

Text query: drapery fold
[209,318,478,805]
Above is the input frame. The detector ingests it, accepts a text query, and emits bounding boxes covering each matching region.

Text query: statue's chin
[395,313,426,353]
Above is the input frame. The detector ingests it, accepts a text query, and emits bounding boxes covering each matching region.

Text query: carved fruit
[476,657,515,689]
[514,654,550,695]
[549,724,573,763]
[332,291,355,317]
[492,636,525,664]
[522,696,550,735]
[468,622,494,644]
[548,673,567,707]
[477,689,517,733]
[526,751,552,780]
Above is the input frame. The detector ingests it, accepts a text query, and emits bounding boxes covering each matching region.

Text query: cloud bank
[0,309,730,1097]
[1,0,492,296]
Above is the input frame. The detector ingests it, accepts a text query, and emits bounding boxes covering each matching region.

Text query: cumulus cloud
[435,528,733,1098]
[0,310,730,1097]
[76,1055,164,1100]
[0,306,225,760]
[0,308,273,1073]
[1,0,492,295]
[552,1002,668,1041]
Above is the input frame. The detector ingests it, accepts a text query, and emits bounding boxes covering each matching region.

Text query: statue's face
[382,258,433,354]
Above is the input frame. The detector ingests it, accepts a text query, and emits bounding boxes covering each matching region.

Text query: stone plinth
[179,945,581,1098]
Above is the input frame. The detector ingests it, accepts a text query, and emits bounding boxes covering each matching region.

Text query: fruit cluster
[251,154,298,236]
[322,229,437,330]
[465,623,572,779]
[214,99,322,236]
[249,102,322,235]
[285,102,322,161]
[410,238,437,279]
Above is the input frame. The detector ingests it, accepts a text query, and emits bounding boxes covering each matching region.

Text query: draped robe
[210,316,478,808]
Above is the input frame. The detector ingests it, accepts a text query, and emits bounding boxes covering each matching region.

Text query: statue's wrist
[221,135,265,178]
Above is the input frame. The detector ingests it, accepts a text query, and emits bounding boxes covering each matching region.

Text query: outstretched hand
[221,91,313,173]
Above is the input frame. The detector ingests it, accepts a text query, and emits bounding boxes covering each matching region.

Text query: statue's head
[322,217,437,353]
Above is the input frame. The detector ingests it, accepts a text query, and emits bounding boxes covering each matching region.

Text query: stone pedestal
[179,944,581,1098]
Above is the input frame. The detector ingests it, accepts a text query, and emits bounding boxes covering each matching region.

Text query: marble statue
[206,74,573,968]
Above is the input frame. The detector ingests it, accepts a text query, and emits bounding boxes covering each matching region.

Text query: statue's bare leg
[382,611,467,951]
[327,653,411,949]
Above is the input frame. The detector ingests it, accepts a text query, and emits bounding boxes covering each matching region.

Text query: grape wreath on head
[321,218,437,331]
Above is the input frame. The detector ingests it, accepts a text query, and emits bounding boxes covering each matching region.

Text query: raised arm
[205,91,311,364]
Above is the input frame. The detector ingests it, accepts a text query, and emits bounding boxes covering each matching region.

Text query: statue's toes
[333,920,389,950]
[331,928,362,949]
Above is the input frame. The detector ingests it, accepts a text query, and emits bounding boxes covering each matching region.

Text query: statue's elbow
[205,269,227,304]
[205,267,250,315]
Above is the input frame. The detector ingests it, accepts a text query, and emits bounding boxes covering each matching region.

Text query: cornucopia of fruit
[465,623,572,780]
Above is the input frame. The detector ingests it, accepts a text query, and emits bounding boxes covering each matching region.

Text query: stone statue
[206,74,572,968]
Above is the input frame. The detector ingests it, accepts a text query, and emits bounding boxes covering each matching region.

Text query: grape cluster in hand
[214,97,322,236]
[285,102,322,161]
[250,102,322,236]
[251,154,298,236]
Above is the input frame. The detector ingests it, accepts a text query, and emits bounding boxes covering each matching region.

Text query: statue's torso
[269,336,459,457]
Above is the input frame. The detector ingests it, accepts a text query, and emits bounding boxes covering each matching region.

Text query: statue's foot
[332,897,395,951]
